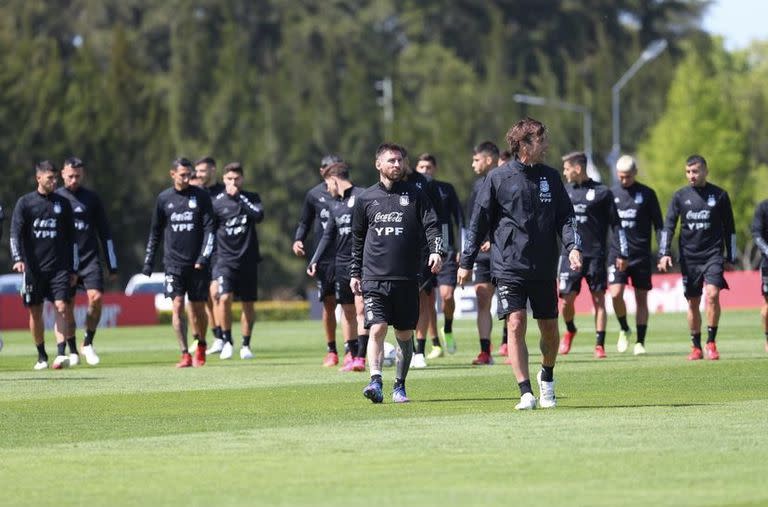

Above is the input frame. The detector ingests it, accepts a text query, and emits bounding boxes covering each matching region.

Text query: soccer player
[751,198,768,353]
[658,155,736,360]
[293,155,339,367]
[608,155,663,355]
[464,141,500,365]
[557,151,625,359]
[143,158,215,367]
[496,150,511,357]
[56,157,119,365]
[10,161,79,370]
[415,153,464,360]
[459,118,581,410]
[211,162,264,360]
[350,143,443,403]
[307,160,368,372]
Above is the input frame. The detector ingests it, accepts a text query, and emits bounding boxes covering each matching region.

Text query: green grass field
[1,310,767,507]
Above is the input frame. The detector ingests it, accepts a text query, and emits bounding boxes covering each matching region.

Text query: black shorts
[418,264,437,294]
[680,258,728,299]
[362,279,419,331]
[607,257,652,291]
[213,265,258,302]
[437,253,458,287]
[75,261,104,292]
[496,278,558,320]
[762,261,768,297]
[558,255,607,295]
[473,253,492,284]
[22,270,72,306]
[164,266,209,302]
[334,274,355,305]
[315,262,335,301]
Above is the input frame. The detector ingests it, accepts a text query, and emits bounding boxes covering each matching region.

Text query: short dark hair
[562,151,587,168]
[63,157,83,168]
[686,154,707,168]
[172,158,193,170]
[223,162,243,175]
[506,117,547,157]
[320,154,343,168]
[473,141,499,158]
[375,143,405,159]
[499,150,512,161]
[324,162,349,179]
[417,153,437,166]
[195,156,216,167]
[35,160,57,173]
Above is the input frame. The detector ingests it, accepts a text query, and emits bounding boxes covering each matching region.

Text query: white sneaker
[617,329,631,353]
[34,360,48,370]
[69,353,80,366]
[633,342,647,355]
[220,341,233,360]
[240,346,254,360]
[536,370,556,408]
[426,346,443,360]
[52,355,70,369]
[410,353,428,369]
[514,392,537,410]
[82,345,100,365]
[206,338,224,355]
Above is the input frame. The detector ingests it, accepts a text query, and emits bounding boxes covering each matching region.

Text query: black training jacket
[564,178,623,259]
[750,199,768,261]
[294,182,335,265]
[609,181,663,264]
[309,185,365,277]
[212,190,264,269]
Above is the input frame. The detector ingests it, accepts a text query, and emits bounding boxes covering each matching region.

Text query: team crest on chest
[348,196,356,208]
[53,202,62,214]
[634,193,643,204]
[189,196,197,209]
[540,178,550,193]
[707,194,716,207]
[399,194,409,206]
[586,189,595,201]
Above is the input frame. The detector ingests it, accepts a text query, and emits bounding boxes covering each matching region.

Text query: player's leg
[412,287,432,368]
[352,294,368,371]
[437,255,458,354]
[391,280,419,402]
[170,295,191,366]
[28,304,48,369]
[558,255,582,354]
[361,281,387,403]
[338,302,359,371]
[473,281,494,365]
[239,300,256,359]
[316,262,338,366]
[207,278,222,341]
[703,283,721,360]
[216,291,234,359]
[52,298,72,369]
[590,289,608,358]
[633,289,649,355]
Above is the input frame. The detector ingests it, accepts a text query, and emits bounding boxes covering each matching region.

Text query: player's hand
[306,263,317,277]
[568,249,582,272]
[428,253,443,274]
[616,258,628,272]
[194,263,204,270]
[226,183,239,196]
[350,277,362,296]
[292,240,305,257]
[657,256,672,272]
[457,267,472,288]
[12,262,25,273]
[480,240,491,253]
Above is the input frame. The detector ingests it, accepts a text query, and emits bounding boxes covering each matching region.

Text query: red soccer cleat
[176,352,193,368]
[705,342,720,360]
[471,351,494,365]
[192,344,206,367]
[687,347,704,361]
[342,351,353,368]
[594,345,607,359]
[351,357,366,372]
[323,351,339,367]
[559,330,576,355]
[498,342,508,357]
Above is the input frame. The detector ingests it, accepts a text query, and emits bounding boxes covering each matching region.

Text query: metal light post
[608,39,668,175]
[513,94,598,180]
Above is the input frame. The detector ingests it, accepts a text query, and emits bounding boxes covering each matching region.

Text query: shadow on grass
[0,376,103,382]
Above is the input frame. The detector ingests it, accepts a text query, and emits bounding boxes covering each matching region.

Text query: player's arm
[719,191,737,265]
[751,202,768,257]
[94,194,118,274]
[554,177,581,271]
[142,196,165,275]
[658,192,680,271]
[419,191,443,274]
[240,191,264,223]
[608,191,629,261]
[458,177,493,284]
[10,197,26,271]
[292,191,315,256]
[649,189,664,250]
[307,212,335,275]
[349,196,367,295]
[196,193,215,267]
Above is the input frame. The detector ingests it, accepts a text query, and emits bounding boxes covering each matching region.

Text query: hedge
[157,300,310,324]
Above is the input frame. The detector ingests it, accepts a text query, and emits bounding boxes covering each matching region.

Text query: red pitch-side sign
[0,292,158,330]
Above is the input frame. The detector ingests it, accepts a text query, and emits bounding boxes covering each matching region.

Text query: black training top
[56,186,118,273]
[205,182,225,198]
[294,182,335,265]
[10,191,78,273]
[433,179,464,253]
[212,190,264,269]
[564,178,621,259]
[309,185,365,276]
[751,199,768,261]
[143,186,215,272]
[659,182,736,263]
[350,180,442,281]
[609,181,663,264]
[464,174,491,262]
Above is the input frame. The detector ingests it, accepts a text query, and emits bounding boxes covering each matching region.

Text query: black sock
[346,339,359,357]
[356,335,369,358]
[596,331,606,347]
[416,338,426,355]
[540,365,554,382]
[431,336,440,347]
[566,320,577,333]
[691,332,702,349]
[502,325,508,344]
[327,341,337,354]
[222,329,233,344]
[393,378,405,389]
[637,325,647,345]
[617,315,630,332]
[57,342,66,356]
[707,326,718,343]
[480,338,491,354]
[242,335,251,347]
[67,336,78,354]
[198,338,207,348]
[518,379,533,396]
[36,343,47,361]
[213,326,222,340]
[182,348,189,355]
[83,329,96,346]
[371,374,382,385]
[444,318,453,334]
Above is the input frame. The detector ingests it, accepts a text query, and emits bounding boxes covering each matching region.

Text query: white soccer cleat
[515,392,537,410]
[220,341,233,360]
[34,360,49,370]
[52,355,70,370]
[69,353,80,367]
[617,329,631,353]
[240,346,254,360]
[536,370,557,408]
[410,353,428,369]
[82,345,100,365]
[206,338,224,355]
[633,342,647,356]
[426,346,443,360]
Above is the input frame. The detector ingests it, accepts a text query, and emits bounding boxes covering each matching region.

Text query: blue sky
[702,0,767,50]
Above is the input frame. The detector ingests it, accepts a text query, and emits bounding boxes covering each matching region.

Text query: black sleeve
[419,191,442,256]
[294,192,315,242]
[460,176,493,269]
[197,193,215,266]
[608,191,628,258]
[143,196,165,273]
[649,189,664,249]
[659,193,680,257]
[349,198,366,279]
[94,194,118,273]
[555,177,579,252]
[308,212,336,267]
[720,191,737,263]
[61,199,78,272]
[752,202,768,257]
[240,192,264,223]
[10,197,25,263]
